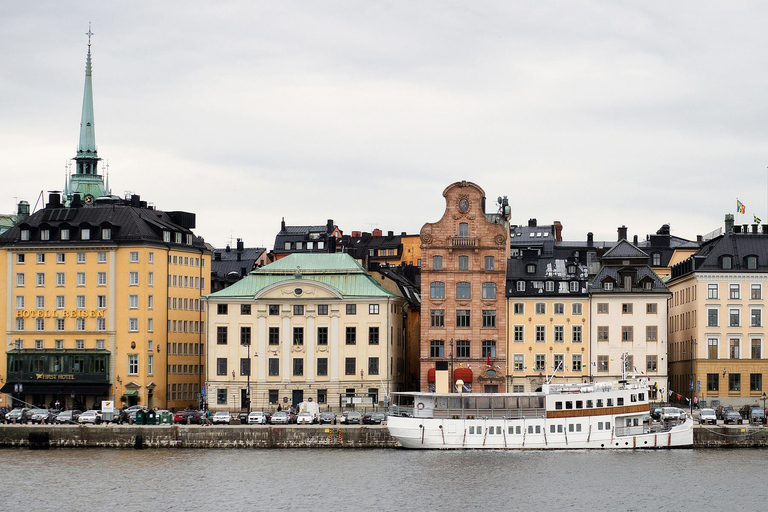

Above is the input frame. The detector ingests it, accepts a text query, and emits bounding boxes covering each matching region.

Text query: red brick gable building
[420,181,510,392]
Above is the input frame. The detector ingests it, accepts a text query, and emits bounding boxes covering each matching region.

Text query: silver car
[270,411,289,424]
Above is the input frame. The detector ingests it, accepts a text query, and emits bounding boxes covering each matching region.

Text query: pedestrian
[693,396,698,409]
[277,404,282,412]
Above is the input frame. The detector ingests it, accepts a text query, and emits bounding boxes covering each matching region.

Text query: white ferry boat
[387,379,693,449]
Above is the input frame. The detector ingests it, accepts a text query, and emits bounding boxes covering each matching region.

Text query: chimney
[401,232,406,236]
[327,219,334,234]
[734,225,742,234]
[352,231,361,238]
[697,235,703,242]
[237,238,244,252]
[528,218,537,227]
[131,194,140,207]
[46,193,61,209]
[587,232,594,247]
[752,224,759,234]
[225,244,231,252]
[743,224,749,233]
[617,225,628,241]
[240,266,247,277]
[372,228,382,237]
[17,201,29,222]
[725,214,734,234]
[387,231,394,238]
[553,221,563,242]
[763,226,768,235]
[633,235,638,245]
[281,217,286,232]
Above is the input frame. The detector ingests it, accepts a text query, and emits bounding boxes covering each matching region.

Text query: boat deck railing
[615,421,681,437]
[389,406,547,420]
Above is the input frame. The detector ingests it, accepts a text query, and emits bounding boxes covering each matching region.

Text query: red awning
[427,368,436,382]
[454,368,473,383]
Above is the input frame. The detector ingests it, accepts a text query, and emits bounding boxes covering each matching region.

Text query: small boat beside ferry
[387,378,693,449]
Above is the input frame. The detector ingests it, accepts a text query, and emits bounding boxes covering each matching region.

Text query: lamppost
[689,337,696,414]
[449,338,454,393]
[243,340,251,415]
[12,338,23,408]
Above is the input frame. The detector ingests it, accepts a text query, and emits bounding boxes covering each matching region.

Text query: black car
[724,410,743,425]
[362,412,386,425]
[319,412,335,424]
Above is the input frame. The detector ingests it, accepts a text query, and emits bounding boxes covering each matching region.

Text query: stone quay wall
[1,424,767,449]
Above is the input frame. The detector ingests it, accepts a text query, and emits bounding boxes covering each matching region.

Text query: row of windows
[12,339,108,350]
[511,353,585,372]
[168,382,200,402]
[554,393,644,410]
[167,364,202,374]
[706,307,762,328]
[169,297,201,311]
[430,340,496,358]
[430,282,497,300]
[15,316,110,332]
[431,255,495,271]
[216,326,381,346]
[16,251,113,265]
[168,320,204,334]
[513,324,583,343]
[703,338,763,359]
[592,355,658,373]
[467,422,602,437]
[596,326,658,342]
[430,309,497,328]
[126,353,154,375]
[216,303,380,316]
[169,254,204,267]
[167,342,204,356]
[168,274,203,289]
[704,282,763,301]
[706,372,762,392]
[283,240,325,251]
[512,303,584,315]
[16,294,114,310]
[216,357,379,377]
[595,303,658,314]
[512,280,581,293]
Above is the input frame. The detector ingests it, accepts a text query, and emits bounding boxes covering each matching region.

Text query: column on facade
[330,311,340,379]
[281,312,290,382]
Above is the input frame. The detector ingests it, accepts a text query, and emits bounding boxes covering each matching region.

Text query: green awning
[122,389,139,397]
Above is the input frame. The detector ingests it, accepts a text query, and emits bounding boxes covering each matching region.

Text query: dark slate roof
[371,263,421,308]
[670,231,768,281]
[337,234,403,260]
[506,256,591,297]
[601,239,648,260]
[211,246,266,280]
[0,198,206,250]
[272,218,338,255]
[635,224,700,267]
[589,265,668,293]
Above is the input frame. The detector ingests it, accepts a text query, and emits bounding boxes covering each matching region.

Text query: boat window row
[554,393,644,411]
[435,395,545,410]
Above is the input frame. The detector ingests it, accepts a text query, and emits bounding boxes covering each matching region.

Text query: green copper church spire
[67,23,108,205]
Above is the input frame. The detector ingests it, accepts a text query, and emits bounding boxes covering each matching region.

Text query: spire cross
[86,23,94,47]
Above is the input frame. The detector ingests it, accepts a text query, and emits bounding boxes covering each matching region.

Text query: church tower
[65,25,109,205]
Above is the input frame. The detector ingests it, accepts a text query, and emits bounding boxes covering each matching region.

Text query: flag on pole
[755,215,762,224]
[737,199,746,214]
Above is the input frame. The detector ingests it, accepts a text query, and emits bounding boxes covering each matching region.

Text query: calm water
[2,448,767,511]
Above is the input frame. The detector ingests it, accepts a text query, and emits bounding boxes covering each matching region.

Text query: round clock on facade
[458,198,469,212]
[84,194,95,204]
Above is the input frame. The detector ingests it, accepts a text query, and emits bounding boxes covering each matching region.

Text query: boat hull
[387,415,693,450]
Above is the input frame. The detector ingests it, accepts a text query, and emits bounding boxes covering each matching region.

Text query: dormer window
[567,265,576,275]
[604,282,614,291]
[102,228,111,240]
[747,256,758,270]
[722,255,733,270]
[570,281,579,292]
[186,234,193,245]
[175,232,182,244]
[20,229,29,241]
[61,228,69,240]
[526,264,536,274]
[41,229,50,241]
[81,228,90,240]
[163,230,171,243]
[643,281,652,290]
[516,281,525,292]
[545,281,555,292]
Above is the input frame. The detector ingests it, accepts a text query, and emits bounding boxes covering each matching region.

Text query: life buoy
[417,402,425,410]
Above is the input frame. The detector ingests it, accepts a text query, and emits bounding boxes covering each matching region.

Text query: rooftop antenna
[368,223,378,231]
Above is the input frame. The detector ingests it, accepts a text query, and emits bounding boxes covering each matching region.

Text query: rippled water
[2,448,766,511]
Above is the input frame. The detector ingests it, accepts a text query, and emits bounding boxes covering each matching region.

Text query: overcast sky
[2,2,768,248]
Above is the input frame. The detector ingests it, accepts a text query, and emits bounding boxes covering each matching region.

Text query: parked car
[55,410,82,424]
[345,411,363,425]
[125,405,146,414]
[319,412,335,424]
[31,409,53,424]
[174,410,202,424]
[212,411,231,425]
[296,412,314,425]
[650,408,662,421]
[6,408,33,424]
[270,411,289,424]
[724,410,743,424]
[660,407,686,421]
[363,412,386,425]
[716,405,734,420]
[699,408,717,425]
[247,411,270,425]
[78,410,101,424]
[749,408,765,424]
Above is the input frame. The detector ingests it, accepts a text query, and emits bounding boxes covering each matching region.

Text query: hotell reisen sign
[15,310,106,318]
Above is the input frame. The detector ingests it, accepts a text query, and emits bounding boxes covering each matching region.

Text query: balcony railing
[448,236,478,248]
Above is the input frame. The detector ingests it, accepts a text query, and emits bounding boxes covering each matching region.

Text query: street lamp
[762,393,767,415]
[449,338,454,393]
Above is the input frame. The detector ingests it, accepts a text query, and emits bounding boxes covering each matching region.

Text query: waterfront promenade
[0,423,766,449]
